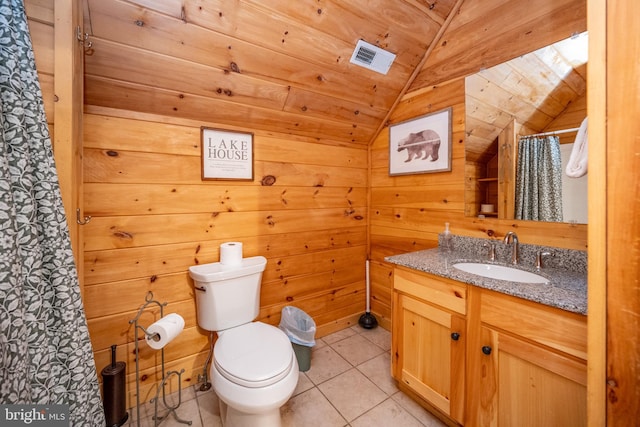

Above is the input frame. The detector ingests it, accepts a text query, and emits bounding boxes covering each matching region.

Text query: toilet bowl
[188,256,299,427]
[212,322,299,426]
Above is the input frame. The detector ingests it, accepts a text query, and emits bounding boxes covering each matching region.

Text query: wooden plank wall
[25,0,55,138]
[370,80,588,322]
[370,79,466,324]
[25,0,589,411]
[82,110,368,404]
[603,0,640,423]
[369,0,588,324]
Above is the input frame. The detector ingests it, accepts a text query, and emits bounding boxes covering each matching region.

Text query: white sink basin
[452,262,549,284]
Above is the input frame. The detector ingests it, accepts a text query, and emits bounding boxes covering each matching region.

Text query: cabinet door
[393,293,465,423]
[476,326,587,427]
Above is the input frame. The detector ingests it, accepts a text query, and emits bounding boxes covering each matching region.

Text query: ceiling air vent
[349,40,396,75]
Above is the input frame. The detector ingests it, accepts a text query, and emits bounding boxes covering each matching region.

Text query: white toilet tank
[189,256,267,331]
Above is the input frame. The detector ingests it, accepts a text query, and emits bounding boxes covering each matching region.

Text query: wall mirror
[464,32,588,224]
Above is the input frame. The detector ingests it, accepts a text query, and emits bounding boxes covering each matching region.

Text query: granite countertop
[385,247,587,315]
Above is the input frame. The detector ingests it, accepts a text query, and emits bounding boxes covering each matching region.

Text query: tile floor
[125,325,447,427]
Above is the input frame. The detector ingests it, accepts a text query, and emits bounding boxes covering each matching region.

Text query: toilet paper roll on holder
[138,326,161,342]
[129,292,192,427]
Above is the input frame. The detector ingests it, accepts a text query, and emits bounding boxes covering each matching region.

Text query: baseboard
[315,311,390,338]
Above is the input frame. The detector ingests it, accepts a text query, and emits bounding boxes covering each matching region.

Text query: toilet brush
[359,260,378,329]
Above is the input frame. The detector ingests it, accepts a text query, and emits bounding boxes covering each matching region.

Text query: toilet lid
[214,322,295,388]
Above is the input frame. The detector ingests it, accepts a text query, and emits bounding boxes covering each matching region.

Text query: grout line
[128,327,434,427]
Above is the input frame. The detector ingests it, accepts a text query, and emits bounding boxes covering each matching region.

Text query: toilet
[188,256,299,427]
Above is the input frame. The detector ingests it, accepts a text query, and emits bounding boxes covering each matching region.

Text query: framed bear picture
[388,107,452,176]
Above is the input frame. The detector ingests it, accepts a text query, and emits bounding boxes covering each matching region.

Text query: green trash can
[279,306,316,372]
[291,343,312,372]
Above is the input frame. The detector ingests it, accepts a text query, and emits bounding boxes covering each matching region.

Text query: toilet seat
[214,322,294,388]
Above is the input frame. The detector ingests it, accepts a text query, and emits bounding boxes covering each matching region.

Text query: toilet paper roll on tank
[145,313,185,350]
[220,241,243,265]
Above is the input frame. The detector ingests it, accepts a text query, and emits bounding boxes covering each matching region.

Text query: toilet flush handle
[194,286,206,292]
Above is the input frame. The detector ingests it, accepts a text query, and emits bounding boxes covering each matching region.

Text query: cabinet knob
[482,346,492,355]
[451,332,460,341]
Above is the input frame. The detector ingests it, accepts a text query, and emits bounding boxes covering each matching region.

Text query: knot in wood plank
[261,175,276,186]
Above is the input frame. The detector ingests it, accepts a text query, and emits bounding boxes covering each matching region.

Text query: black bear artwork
[396,129,441,162]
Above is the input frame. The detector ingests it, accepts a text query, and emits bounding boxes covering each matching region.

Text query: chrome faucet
[503,232,519,264]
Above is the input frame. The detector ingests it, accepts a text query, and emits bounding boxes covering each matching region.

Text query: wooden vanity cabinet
[466,288,587,427]
[392,267,467,424]
[392,267,587,427]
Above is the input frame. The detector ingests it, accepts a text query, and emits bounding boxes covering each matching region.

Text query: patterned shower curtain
[514,135,564,222]
[0,1,105,425]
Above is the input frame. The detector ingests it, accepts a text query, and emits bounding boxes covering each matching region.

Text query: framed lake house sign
[389,107,452,176]
[201,127,254,180]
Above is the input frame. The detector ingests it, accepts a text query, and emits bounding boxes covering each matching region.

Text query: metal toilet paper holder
[129,291,191,427]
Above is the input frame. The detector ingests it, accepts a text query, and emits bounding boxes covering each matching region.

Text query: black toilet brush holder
[101,345,128,427]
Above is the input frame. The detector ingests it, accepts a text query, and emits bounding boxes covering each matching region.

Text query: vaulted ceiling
[465,32,588,163]
[82,0,586,146]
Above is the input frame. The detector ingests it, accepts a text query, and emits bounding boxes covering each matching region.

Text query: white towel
[566,117,588,178]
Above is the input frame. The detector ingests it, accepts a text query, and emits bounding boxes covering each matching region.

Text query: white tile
[139,384,197,423]
[195,387,222,426]
[130,414,152,427]
[351,398,425,427]
[318,368,387,422]
[281,388,347,427]
[331,333,385,366]
[391,391,448,427]
[144,397,202,427]
[305,345,352,385]
[314,337,328,349]
[349,325,364,334]
[356,352,398,396]
[322,327,357,345]
[292,372,315,396]
[359,326,392,351]
[128,326,446,427]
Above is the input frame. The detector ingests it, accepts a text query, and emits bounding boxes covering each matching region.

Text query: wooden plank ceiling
[82,0,459,146]
[83,0,586,148]
[465,32,588,163]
